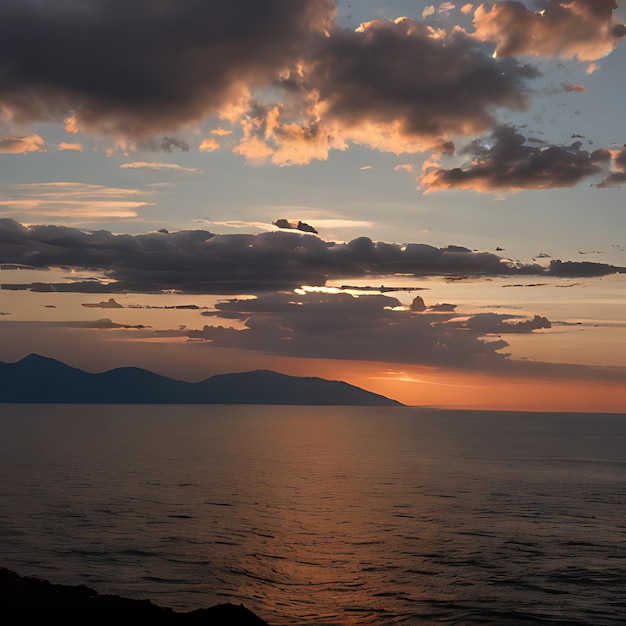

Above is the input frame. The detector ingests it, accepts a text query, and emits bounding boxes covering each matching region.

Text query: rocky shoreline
[0,567,270,624]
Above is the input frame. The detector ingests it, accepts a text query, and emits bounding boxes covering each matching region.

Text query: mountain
[0,354,402,406]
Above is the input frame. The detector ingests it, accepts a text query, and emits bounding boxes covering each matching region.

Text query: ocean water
[0,405,625,625]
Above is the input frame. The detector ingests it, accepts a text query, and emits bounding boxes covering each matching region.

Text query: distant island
[0,354,402,406]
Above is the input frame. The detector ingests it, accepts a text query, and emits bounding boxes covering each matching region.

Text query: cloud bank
[195,291,512,368]
[0,219,623,293]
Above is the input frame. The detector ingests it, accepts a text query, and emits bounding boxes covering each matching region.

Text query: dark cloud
[548,259,626,277]
[82,298,123,309]
[236,17,539,161]
[463,313,551,334]
[273,219,318,234]
[1,218,623,293]
[194,291,511,368]
[0,0,335,138]
[0,0,545,160]
[473,0,626,61]
[307,18,538,140]
[420,125,609,192]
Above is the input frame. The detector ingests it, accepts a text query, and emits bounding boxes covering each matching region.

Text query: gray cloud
[195,291,511,368]
[463,312,551,334]
[420,125,610,192]
[1,219,624,293]
[137,137,190,153]
[235,16,540,162]
[0,0,335,139]
[305,18,538,140]
[0,0,543,159]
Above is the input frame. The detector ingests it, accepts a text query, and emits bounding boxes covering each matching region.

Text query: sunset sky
[1,0,625,411]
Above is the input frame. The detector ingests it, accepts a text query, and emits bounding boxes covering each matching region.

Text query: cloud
[595,145,626,188]
[560,82,587,93]
[273,219,318,234]
[0,183,148,216]
[120,162,199,172]
[548,259,626,277]
[0,2,543,161]
[394,163,415,172]
[236,17,539,163]
[1,218,624,294]
[195,291,514,368]
[4,0,606,171]
[82,298,123,309]
[438,3,457,15]
[0,182,152,219]
[58,142,83,151]
[420,125,609,192]
[137,137,190,153]
[461,312,551,334]
[473,0,626,61]
[0,0,335,140]
[0,134,45,153]
[199,138,220,152]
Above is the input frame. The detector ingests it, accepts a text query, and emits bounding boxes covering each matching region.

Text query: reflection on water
[1,405,625,625]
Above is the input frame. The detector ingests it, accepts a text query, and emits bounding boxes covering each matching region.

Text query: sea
[1,405,625,625]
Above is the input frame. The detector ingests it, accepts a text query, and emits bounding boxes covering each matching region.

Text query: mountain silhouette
[0,354,402,406]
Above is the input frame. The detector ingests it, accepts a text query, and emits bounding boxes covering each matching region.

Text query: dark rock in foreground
[0,353,403,405]
[0,567,270,625]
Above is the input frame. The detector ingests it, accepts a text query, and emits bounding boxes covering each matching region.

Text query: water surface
[1,405,625,624]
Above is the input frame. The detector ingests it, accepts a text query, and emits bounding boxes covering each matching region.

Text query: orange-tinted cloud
[473,0,626,61]
[232,16,538,163]
[58,142,83,151]
[199,138,220,152]
[0,134,45,153]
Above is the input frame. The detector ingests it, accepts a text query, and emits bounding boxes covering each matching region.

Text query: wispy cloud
[0,182,153,220]
[120,162,199,172]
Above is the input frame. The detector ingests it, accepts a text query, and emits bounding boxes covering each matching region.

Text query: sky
[1,0,626,411]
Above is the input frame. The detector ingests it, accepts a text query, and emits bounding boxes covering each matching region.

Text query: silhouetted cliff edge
[0,354,402,406]
[0,567,270,625]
